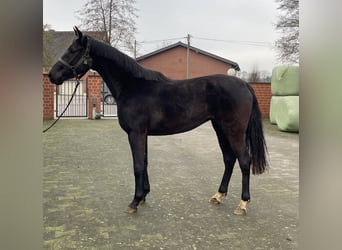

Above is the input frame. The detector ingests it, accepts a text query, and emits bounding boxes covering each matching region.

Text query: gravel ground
[43,119,298,250]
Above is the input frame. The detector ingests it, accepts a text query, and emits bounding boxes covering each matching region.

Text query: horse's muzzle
[48,72,64,85]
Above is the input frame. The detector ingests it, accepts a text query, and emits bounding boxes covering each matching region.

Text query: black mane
[88,36,169,82]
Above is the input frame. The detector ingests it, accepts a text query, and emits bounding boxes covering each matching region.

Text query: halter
[43,40,92,133]
[58,40,92,79]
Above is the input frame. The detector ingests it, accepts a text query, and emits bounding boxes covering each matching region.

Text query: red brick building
[137,42,240,80]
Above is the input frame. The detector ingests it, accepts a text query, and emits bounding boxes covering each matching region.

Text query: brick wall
[43,75,271,120]
[250,82,272,119]
[87,74,102,119]
[43,73,55,120]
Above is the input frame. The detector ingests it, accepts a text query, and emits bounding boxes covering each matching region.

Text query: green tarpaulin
[271,66,299,96]
[269,96,299,132]
[269,97,279,124]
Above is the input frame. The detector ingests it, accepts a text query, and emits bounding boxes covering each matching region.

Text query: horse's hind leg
[209,121,237,204]
[227,130,252,216]
[211,118,252,215]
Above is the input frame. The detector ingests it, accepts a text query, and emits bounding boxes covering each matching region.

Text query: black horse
[49,27,268,215]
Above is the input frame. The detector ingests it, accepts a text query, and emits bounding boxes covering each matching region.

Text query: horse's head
[48,26,92,85]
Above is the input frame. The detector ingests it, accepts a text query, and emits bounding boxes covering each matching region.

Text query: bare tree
[249,64,261,82]
[274,0,299,64]
[77,0,138,52]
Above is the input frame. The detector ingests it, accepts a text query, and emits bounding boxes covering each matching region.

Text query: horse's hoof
[233,200,249,216]
[234,206,247,216]
[209,192,226,204]
[124,206,137,214]
[139,199,146,205]
[209,197,221,204]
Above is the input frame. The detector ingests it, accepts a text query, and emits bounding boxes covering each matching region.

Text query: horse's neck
[92,57,125,100]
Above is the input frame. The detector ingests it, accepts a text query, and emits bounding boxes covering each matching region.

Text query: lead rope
[43,78,81,133]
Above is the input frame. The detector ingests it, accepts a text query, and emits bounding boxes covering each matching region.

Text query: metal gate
[101,81,117,117]
[55,80,88,117]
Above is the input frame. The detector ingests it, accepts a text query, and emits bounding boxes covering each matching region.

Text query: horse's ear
[73,26,83,40]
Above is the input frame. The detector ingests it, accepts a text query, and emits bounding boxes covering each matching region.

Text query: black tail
[246,84,268,175]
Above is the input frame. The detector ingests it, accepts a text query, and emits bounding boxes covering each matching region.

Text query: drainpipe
[186,34,191,79]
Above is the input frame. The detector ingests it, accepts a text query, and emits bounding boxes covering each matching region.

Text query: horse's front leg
[125,131,148,214]
[136,137,150,206]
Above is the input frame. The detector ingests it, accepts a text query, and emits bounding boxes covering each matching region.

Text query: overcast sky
[43,0,281,74]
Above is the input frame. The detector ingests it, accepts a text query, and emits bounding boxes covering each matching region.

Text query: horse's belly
[147,111,210,135]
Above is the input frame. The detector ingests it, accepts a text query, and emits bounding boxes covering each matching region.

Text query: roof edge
[136,41,240,71]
